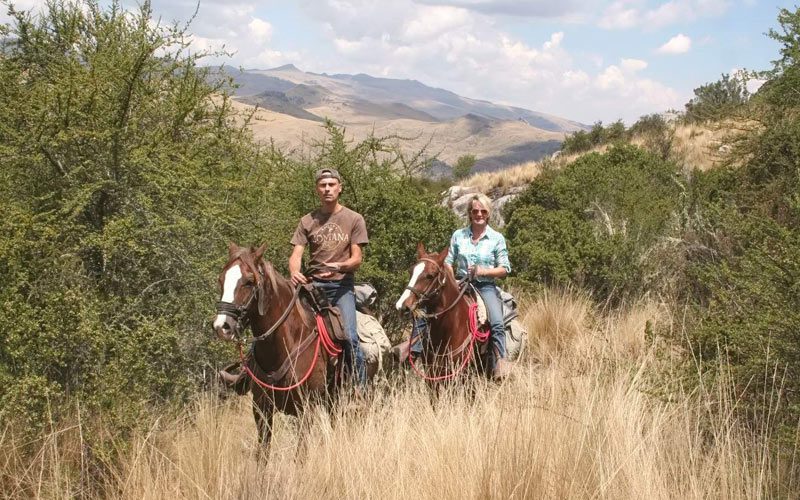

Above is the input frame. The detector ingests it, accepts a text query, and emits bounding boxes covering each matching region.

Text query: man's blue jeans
[410,282,506,363]
[313,277,367,387]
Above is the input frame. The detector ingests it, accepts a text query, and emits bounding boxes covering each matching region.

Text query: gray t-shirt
[290,206,368,280]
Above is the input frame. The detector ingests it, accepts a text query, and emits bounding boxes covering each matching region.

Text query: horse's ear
[437,246,449,262]
[254,243,267,262]
[416,241,426,258]
[228,241,238,258]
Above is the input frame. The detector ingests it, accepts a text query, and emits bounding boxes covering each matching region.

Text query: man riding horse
[220,167,369,389]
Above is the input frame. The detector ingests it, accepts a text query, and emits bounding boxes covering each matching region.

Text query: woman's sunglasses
[471,209,489,215]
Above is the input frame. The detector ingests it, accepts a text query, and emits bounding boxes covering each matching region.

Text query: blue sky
[4,0,794,123]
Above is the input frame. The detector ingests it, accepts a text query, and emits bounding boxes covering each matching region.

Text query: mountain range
[217,64,587,174]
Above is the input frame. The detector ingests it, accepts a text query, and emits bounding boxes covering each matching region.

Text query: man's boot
[492,357,513,380]
[491,346,513,381]
[390,340,411,365]
[219,363,250,395]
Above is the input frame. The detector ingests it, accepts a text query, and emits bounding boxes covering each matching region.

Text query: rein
[216,258,343,392]
[237,314,342,392]
[408,302,489,382]
[250,286,300,342]
[417,279,471,320]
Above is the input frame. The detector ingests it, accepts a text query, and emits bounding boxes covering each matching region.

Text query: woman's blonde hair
[466,193,493,221]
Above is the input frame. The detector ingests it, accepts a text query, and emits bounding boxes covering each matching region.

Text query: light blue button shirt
[444,225,511,283]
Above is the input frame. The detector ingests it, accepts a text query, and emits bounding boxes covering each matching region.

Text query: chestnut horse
[395,242,489,383]
[212,243,336,447]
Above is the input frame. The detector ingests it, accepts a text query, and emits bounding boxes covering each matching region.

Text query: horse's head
[213,242,270,341]
[395,242,449,313]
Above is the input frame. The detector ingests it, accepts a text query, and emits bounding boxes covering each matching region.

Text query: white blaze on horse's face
[213,264,242,330]
[396,262,426,311]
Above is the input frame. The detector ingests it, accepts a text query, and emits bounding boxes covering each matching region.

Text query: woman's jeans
[410,282,506,362]
[313,277,367,387]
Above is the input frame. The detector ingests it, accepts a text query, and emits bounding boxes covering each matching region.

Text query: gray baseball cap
[314,168,342,183]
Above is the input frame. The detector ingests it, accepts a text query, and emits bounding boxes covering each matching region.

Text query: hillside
[216,64,583,173]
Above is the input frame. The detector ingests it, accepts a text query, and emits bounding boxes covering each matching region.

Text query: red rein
[240,314,342,392]
[408,302,489,382]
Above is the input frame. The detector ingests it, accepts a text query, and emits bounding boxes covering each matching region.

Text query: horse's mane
[228,247,313,326]
[228,247,279,300]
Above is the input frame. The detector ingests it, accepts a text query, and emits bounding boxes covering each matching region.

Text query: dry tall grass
[1,290,781,499]
[461,150,604,193]
[461,120,754,194]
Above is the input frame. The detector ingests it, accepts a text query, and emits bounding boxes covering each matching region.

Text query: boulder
[490,193,519,228]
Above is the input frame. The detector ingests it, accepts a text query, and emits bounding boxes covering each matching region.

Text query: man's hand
[468,265,483,278]
[317,262,341,279]
[291,271,309,286]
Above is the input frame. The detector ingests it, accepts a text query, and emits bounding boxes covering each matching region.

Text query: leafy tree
[561,129,592,154]
[605,120,626,143]
[452,154,476,180]
[767,7,800,72]
[684,73,750,123]
[680,7,800,442]
[588,121,606,146]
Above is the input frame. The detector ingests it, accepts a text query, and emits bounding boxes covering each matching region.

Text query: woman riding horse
[396,193,512,380]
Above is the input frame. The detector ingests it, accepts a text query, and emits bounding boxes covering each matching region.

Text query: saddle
[300,283,348,343]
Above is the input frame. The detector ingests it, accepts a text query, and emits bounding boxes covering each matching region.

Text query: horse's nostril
[221,323,231,332]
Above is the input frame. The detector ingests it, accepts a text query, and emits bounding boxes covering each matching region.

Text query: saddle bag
[321,305,347,342]
[301,284,348,343]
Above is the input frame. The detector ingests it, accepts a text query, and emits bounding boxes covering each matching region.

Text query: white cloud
[1,0,687,124]
[403,6,471,41]
[621,58,648,72]
[599,0,730,30]
[598,1,641,29]
[657,34,692,54]
[248,18,273,43]
[414,0,589,18]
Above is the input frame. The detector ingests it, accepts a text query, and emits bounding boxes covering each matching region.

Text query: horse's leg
[253,401,274,460]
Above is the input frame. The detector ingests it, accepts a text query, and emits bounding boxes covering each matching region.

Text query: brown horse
[212,243,336,447]
[395,242,489,383]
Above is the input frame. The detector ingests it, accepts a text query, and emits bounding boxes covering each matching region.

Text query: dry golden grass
[2,289,780,499]
[461,120,760,193]
[461,148,609,193]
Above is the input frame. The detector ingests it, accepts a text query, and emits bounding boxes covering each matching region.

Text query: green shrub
[505,145,682,302]
[0,0,458,439]
[679,7,800,439]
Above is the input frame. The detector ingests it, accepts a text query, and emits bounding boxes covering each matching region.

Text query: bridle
[215,264,261,338]
[406,257,447,304]
[215,259,300,342]
[406,257,471,320]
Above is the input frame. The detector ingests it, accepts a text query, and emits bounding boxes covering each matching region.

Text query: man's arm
[322,243,363,275]
[289,244,307,285]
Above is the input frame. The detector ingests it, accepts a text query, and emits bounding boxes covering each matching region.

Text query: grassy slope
[2,290,777,499]
[462,122,741,194]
